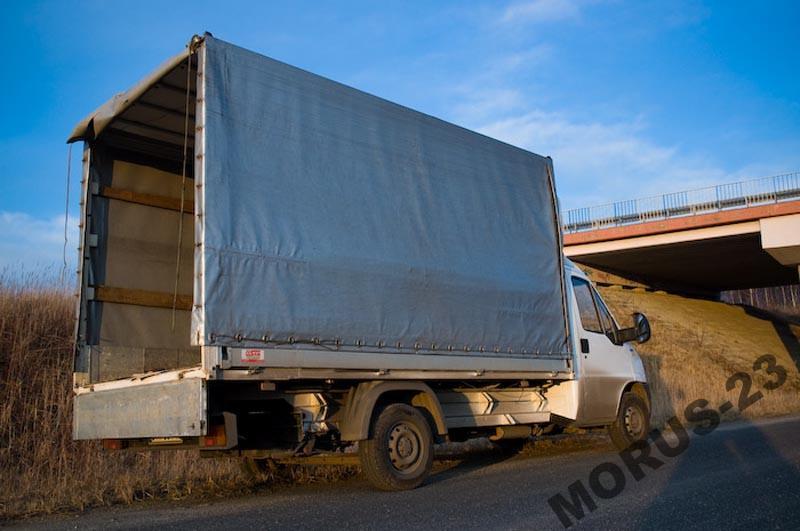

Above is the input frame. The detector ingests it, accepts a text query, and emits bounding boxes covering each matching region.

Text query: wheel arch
[338,381,447,441]
[618,381,651,415]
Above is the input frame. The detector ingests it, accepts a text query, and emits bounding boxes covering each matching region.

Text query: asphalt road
[15,416,800,530]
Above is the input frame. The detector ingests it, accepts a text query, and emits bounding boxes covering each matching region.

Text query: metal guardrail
[562,172,800,233]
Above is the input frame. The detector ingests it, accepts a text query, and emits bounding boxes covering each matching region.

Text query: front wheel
[608,392,650,451]
[360,403,434,491]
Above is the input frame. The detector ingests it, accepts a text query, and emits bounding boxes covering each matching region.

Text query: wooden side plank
[94,286,193,311]
[100,186,195,214]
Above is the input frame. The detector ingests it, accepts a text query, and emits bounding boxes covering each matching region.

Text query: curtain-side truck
[69,34,652,490]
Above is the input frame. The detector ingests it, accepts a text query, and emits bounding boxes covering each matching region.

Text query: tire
[608,392,650,451]
[359,403,434,491]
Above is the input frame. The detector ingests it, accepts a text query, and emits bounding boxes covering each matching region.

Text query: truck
[68,34,652,491]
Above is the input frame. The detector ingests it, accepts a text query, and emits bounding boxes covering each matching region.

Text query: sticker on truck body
[242,349,265,363]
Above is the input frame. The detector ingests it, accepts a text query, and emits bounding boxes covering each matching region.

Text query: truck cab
[565,260,651,448]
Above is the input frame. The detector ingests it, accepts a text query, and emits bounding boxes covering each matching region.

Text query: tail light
[202,423,227,447]
[102,439,125,450]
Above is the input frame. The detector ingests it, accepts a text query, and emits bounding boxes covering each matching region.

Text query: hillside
[599,285,800,427]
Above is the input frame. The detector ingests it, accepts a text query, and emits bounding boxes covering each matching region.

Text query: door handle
[580,338,590,354]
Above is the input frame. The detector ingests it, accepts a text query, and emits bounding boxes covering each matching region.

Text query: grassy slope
[599,286,800,428]
[1,281,798,518]
[0,280,246,519]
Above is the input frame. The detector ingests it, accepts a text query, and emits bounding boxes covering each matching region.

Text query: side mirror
[618,312,651,344]
[631,312,650,343]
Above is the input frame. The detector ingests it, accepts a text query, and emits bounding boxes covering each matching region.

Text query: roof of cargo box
[67,33,545,160]
[67,36,200,145]
[67,33,551,166]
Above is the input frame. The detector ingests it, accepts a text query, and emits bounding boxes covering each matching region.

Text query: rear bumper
[73,368,207,440]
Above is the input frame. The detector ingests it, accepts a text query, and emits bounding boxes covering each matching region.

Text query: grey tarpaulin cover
[195,36,568,358]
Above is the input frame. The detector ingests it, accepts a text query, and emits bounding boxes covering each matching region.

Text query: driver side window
[593,290,617,336]
[571,277,603,334]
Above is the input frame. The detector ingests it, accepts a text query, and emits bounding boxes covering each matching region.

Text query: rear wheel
[608,392,650,450]
[359,403,434,491]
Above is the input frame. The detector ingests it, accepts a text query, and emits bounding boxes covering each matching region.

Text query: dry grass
[2,274,799,519]
[0,273,249,519]
[0,271,359,520]
[599,286,800,428]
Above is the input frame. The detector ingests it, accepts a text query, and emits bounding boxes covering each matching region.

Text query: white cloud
[461,5,696,207]
[476,110,736,209]
[499,0,581,24]
[492,44,554,72]
[452,88,527,124]
[446,3,780,212]
[449,45,553,124]
[0,211,79,276]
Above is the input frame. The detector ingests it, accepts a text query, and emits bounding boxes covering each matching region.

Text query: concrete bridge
[562,172,800,294]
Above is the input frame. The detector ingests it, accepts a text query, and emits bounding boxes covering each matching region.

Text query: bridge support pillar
[760,214,800,281]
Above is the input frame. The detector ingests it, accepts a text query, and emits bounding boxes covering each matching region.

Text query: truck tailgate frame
[73,368,207,440]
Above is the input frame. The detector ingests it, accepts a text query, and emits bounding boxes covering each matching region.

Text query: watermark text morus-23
[547,354,788,528]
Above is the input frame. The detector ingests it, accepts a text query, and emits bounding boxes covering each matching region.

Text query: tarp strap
[61,144,73,283]
[171,46,196,330]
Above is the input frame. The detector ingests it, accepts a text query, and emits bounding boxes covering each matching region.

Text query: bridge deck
[562,174,800,292]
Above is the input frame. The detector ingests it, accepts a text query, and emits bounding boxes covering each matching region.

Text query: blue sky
[1,0,799,271]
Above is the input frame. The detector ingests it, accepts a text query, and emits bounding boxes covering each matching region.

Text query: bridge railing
[562,172,800,233]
